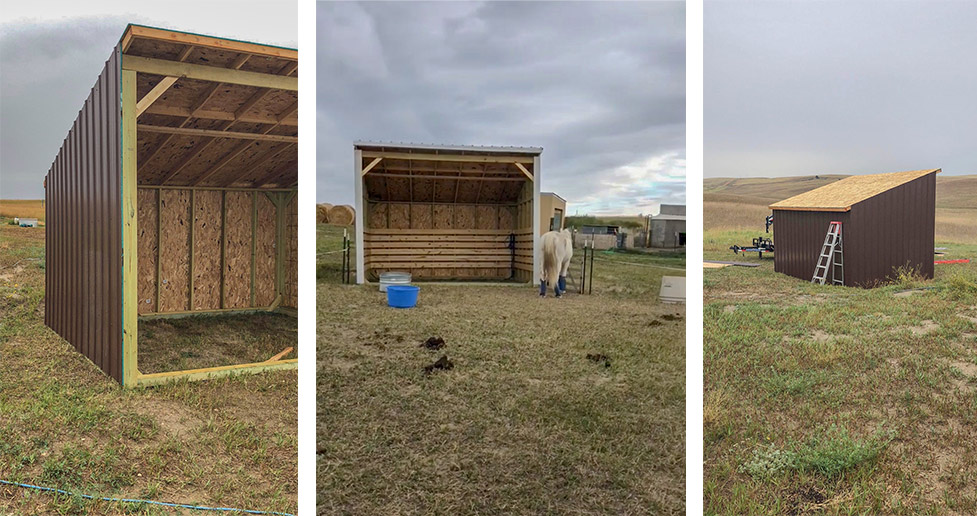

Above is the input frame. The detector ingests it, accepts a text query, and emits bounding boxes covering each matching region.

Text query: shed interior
[359,145,537,282]
[124,25,297,382]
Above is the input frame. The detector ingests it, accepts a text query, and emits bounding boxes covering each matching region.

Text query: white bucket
[379,271,412,292]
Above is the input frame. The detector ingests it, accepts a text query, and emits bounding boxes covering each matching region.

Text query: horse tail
[542,232,559,288]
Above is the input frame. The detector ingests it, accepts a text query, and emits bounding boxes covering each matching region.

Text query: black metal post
[588,245,594,295]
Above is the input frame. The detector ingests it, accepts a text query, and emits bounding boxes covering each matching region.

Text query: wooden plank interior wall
[137,187,289,314]
[364,201,533,281]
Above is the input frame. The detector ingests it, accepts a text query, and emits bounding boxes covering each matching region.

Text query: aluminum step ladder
[812,221,844,285]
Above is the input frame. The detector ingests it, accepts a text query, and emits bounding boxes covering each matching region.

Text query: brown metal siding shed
[771,169,938,287]
[45,45,124,383]
[44,25,298,387]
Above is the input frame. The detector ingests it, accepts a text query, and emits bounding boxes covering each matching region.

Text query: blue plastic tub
[386,285,420,308]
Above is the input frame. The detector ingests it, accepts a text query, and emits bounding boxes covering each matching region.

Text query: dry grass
[705,173,977,244]
[0,218,296,515]
[317,224,686,515]
[703,191,977,515]
[0,199,45,221]
[138,313,297,374]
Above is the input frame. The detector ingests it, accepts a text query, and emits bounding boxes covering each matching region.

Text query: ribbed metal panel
[773,171,936,287]
[44,44,123,383]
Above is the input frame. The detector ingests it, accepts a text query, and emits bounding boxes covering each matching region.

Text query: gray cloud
[705,1,977,178]
[0,6,296,199]
[318,1,686,215]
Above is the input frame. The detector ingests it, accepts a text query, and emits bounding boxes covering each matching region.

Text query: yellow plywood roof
[769,169,940,212]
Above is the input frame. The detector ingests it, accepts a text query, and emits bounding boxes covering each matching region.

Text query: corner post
[532,155,541,284]
[354,148,365,284]
[121,69,139,387]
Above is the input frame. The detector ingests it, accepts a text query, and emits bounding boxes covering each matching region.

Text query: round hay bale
[328,205,355,226]
[316,203,333,223]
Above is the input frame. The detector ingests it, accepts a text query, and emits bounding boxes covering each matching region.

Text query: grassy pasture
[0,218,296,515]
[703,178,977,514]
[317,224,686,515]
[0,199,45,222]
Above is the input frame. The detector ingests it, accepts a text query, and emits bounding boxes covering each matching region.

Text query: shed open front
[354,144,542,284]
[45,24,298,387]
[125,25,298,386]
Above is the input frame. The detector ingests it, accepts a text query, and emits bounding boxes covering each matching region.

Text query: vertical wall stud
[251,191,257,307]
[220,190,226,309]
[189,189,195,310]
[156,189,162,311]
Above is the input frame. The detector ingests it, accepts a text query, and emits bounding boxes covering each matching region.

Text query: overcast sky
[706,0,977,178]
[0,1,296,199]
[318,1,686,216]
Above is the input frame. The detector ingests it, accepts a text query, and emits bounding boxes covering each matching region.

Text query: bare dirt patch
[910,320,940,336]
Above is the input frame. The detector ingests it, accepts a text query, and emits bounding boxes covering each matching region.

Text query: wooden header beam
[369,173,524,182]
[138,124,298,143]
[360,151,534,164]
[122,55,298,91]
[122,25,298,61]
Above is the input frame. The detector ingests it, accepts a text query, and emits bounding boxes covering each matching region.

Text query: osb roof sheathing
[769,169,940,212]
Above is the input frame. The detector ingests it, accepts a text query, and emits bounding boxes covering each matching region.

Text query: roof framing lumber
[220,143,294,186]
[140,104,298,126]
[513,162,534,181]
[361,157,382,176]
[122,55,298,91]
[360,151,534,164]
[369,173,525,182]
[122,25,298,61]
[136,76,178,116]
[138,124,297,143]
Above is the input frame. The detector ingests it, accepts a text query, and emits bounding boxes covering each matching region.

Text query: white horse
[540,229,573,297]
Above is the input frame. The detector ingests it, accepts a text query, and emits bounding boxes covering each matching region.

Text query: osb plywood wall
[137,188,293,314]
[255,195,277,306]
[283,194,298,308]
[193,190,222,310]
[224,192,252,309]
[137,189,158,314]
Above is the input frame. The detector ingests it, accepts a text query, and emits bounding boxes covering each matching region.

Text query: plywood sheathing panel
[433,205,453,229]
[224,192,253,308]
[125,37,185,60]
[137,76,217,112]
[184,46,246,68]
[368,202,388,229]
[198,84,262,114]
[388,204,410,229]
[411,204,433,229]
[192,190,222,309]
[255,194,277,306]
[283,194,298,308]
[137,188,159,313]
[248,90,298,120]
[165,138,241,185]
[199,141,278,186]
[159,189,191,312]
[239,55,298,75]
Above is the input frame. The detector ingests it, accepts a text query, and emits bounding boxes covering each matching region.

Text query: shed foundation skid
[354,143,542,284]
[44,24,298,387]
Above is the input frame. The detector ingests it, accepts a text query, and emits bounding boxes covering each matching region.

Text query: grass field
[703,177,977,515]
[317,224,687,515]
[0,199,45,222]
[0,218,297,514]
